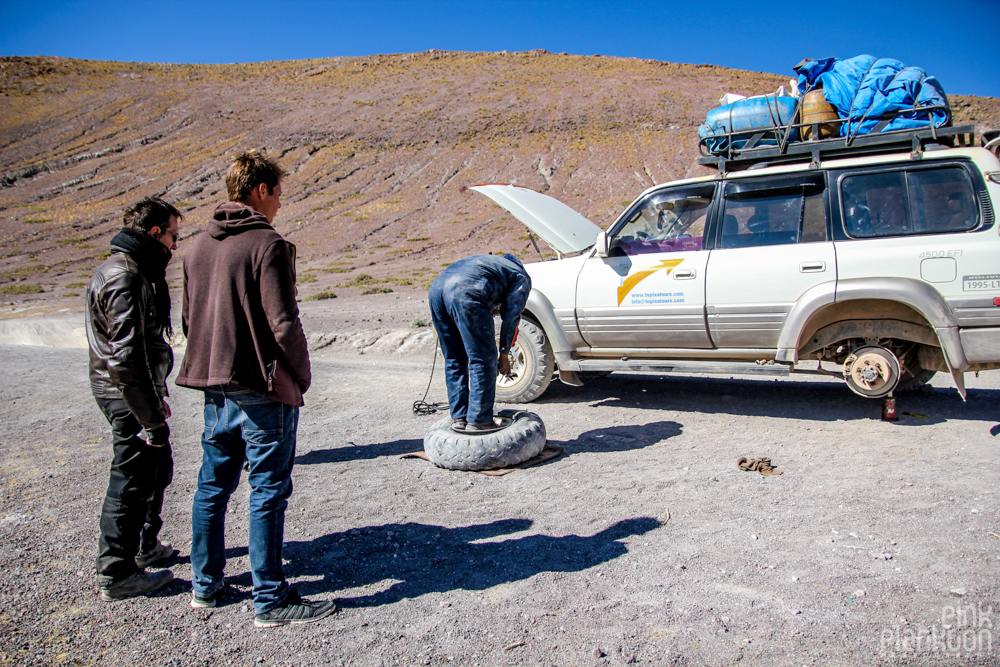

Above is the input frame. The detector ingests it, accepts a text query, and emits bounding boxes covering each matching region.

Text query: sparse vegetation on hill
[2,51,999,306]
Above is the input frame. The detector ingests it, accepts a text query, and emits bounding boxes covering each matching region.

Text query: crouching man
[175,150,336,627]
[86,197,182,601]
[428,254,531,430]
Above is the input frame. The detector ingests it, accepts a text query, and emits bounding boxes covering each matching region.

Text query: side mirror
[595,231,609,258]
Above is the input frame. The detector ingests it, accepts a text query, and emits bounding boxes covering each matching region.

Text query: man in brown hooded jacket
[176,150,335,627]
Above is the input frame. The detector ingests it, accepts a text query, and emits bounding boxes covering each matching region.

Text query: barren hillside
[2,50,999,307]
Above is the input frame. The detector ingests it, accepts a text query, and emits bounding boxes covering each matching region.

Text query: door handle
[799,261,826,273]
[673,269,696,279]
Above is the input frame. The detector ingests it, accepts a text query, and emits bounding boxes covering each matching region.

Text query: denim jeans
[94,398,174,585]
[428,280,498,425]
[191,387,298,613]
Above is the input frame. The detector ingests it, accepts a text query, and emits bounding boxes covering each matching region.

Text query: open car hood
[464,183,603,254]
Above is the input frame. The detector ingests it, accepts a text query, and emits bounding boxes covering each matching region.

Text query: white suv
[466,126,1000,402]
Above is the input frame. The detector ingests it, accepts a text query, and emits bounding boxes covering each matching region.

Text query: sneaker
[136,540,177,569]
[253,588,337,628]
[191,581,230,609]
[99,569,174,601]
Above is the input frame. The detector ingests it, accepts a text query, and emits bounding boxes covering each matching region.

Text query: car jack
[881,394,899,422]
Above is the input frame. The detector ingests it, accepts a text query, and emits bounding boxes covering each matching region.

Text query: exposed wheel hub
[496,345,526,389]
[856,363,882,385]
[843,345,901,398]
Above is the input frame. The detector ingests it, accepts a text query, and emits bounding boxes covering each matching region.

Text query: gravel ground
[1,296,999,666]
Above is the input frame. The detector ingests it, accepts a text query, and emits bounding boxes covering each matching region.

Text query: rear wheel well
[796,300,938,358]
[795,300,945,391]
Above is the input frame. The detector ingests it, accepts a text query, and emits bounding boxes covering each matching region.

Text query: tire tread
[424,409,546,471]
[495,320,555,404]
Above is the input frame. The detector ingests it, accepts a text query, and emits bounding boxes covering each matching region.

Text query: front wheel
[495,319,555,403]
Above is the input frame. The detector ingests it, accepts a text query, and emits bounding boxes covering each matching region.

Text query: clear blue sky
[3,0,997,98]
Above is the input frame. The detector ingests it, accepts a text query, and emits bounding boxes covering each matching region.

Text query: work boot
[466,422,495,430]
[136,540,177,569]
[465,420,504,433]
[99,569,174,601]
[253,588,337,628]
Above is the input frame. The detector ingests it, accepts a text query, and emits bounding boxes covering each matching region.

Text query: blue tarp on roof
[795,55,950,138]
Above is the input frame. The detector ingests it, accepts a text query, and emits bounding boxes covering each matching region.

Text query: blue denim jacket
[437,254,530,354]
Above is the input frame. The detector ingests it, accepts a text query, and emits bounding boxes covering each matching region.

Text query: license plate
[963,274,1000,291]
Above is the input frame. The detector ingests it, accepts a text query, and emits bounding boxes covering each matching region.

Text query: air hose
[412,340,449,416]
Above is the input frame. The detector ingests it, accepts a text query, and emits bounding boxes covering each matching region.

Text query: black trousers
[94,398,173,584]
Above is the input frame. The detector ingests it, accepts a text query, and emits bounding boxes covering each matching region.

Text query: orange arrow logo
[617,259,685,305]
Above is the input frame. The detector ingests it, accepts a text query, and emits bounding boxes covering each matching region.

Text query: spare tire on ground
[423,409,546,471]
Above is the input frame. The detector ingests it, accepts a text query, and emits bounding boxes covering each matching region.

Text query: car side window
[908,167,978,232]
[720,175,827,249]
[841,166,978,238]
[611,187,714,256]
[842,172,908,236]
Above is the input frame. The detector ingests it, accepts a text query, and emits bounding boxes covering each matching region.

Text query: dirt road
[1,300,998,665]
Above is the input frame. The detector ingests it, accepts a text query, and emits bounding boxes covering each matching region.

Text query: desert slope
[2,50,999,309]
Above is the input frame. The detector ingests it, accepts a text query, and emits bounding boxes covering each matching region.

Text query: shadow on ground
[297,420,682,465]
[297,438,424,464]
[533,372,1000,425]
[552,420,681,453]
[281,516,660,608]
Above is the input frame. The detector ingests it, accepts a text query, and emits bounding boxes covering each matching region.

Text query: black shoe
[99,569,174,601]
[191,581,230,609]
[136,540,177,569]
[253,588,337,628]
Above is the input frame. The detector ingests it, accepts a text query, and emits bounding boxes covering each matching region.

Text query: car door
[575,184,716,349]
[704,173,836,349]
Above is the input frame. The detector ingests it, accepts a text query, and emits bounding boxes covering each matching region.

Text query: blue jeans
[191,388,298,613]
[428,281,498,425]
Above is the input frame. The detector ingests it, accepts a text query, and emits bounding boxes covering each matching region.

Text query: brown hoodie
[175,202,310,406]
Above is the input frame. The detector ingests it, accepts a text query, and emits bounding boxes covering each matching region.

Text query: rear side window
[841,166,978,238]
[719,175,827,249]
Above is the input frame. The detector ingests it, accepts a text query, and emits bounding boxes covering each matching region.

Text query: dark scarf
[110,227,172,335]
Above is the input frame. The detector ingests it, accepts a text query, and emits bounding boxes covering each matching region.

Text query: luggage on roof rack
[698,95,799,154]
[698,114,972,174]
[794,55,951,137]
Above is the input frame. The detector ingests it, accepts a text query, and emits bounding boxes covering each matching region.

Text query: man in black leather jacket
[86,197,182,601]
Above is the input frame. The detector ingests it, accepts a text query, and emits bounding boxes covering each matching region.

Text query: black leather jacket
[86,249,172,429]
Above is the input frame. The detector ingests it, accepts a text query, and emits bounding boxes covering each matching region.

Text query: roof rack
[982,129,1000,159]
[698,105,976,173]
